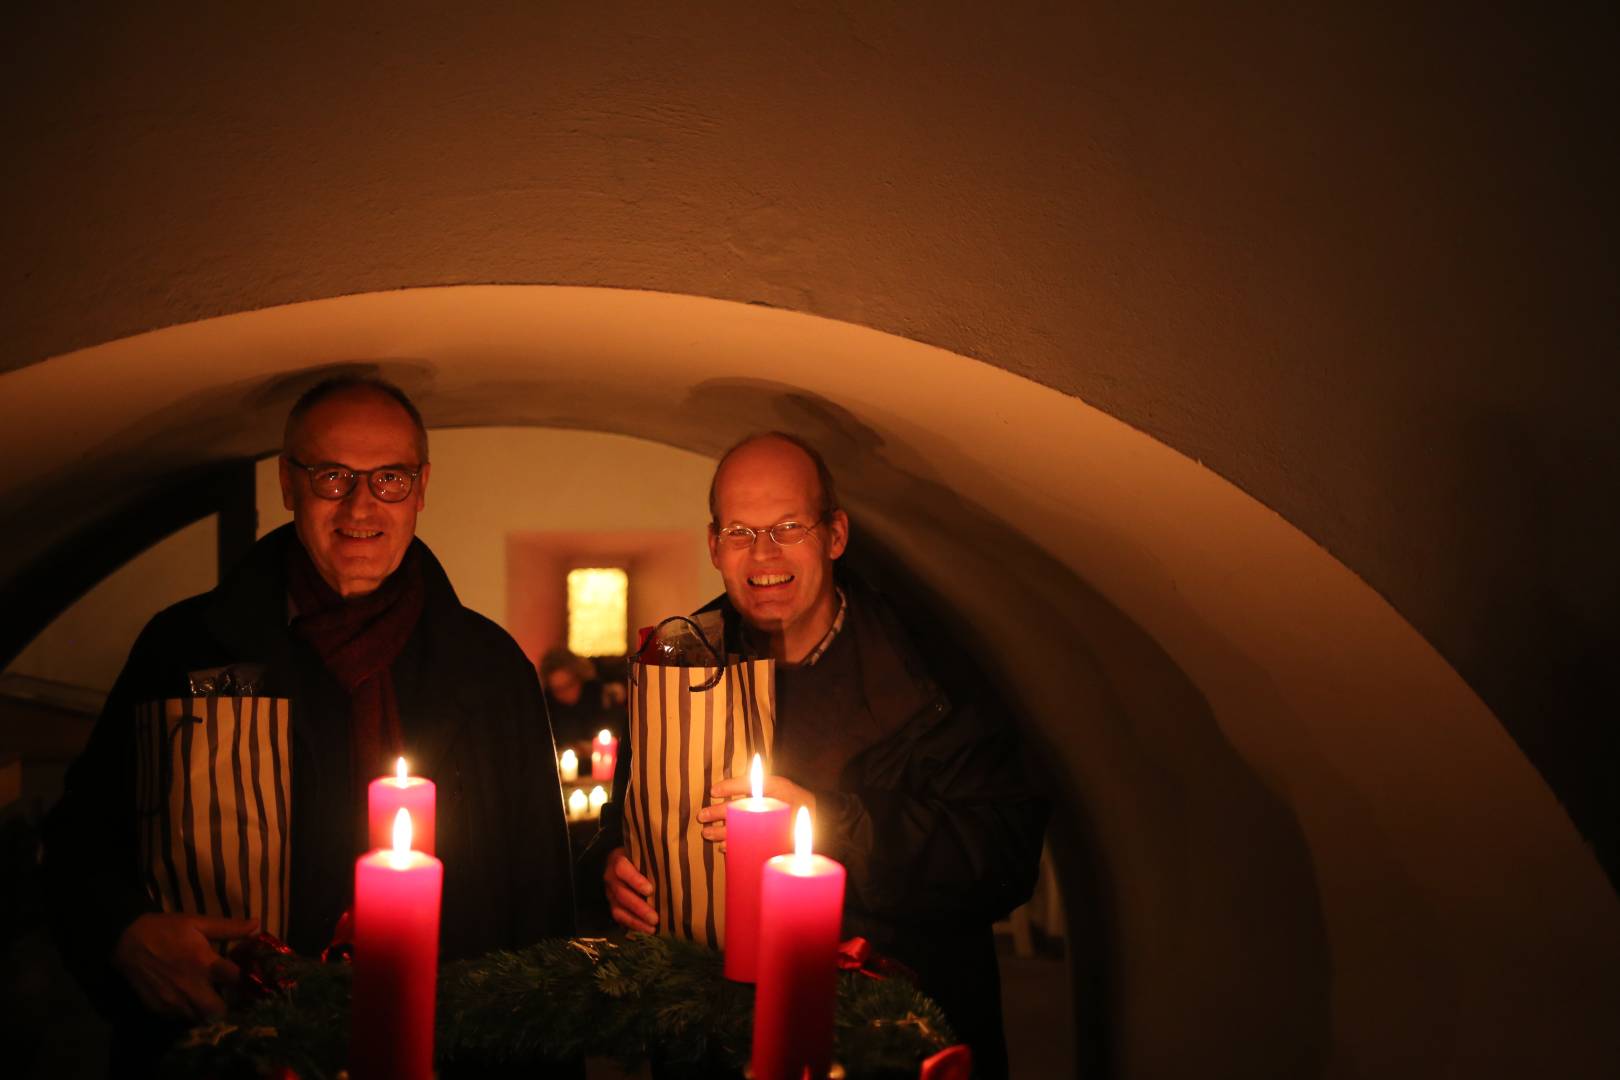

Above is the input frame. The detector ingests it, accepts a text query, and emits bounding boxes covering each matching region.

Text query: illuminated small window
[567,568,628,657]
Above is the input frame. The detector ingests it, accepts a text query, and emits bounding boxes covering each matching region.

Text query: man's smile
[748,573,794,588]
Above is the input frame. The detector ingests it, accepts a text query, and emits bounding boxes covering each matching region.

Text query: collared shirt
[800,587,848,667]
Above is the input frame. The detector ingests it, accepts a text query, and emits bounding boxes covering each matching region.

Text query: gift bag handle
[630,614,726,692]
[139,710,204,821]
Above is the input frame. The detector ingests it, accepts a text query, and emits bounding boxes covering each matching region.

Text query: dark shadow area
[1429,407,1620,891]
[841,532,1107,1079]
[1,760,110,1078]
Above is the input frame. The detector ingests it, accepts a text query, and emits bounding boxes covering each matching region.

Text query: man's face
[279,389,430,598]
[545,669,583,707]
[708,438,848,660]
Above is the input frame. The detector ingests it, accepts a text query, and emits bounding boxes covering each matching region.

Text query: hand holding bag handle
[624,617,776,948]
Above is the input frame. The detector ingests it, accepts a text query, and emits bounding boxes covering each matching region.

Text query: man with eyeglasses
[43,377,576,1073]
[597,432,1045,1080]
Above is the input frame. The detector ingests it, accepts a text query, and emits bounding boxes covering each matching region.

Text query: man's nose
[340,482,382,511]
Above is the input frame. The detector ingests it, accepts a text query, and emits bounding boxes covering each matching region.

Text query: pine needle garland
[165,934,955,1079]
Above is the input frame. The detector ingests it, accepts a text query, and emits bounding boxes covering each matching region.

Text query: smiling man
[598,432,1047,1080]
[280,383,432,598]
[43,377,576,1075]
[702,434,849,664]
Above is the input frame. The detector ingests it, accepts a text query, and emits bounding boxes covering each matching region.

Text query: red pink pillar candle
[751,807,847,1080]
[590,728,618,781]
[351,808,443,1080]
[368,756,436,854]
[723,754,792,982]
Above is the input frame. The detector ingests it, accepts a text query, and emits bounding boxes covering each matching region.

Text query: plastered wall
[2,4,1616,1076]
[6,517,218,694]
[4,8,1612,861]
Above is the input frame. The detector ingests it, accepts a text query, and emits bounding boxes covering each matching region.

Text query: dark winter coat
[602,578,1047,1079]
[42,526,576,1028]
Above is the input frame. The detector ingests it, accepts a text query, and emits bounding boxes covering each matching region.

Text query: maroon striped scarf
[284,539,425,794]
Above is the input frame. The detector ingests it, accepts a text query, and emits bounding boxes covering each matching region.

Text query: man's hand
[698,774,817,849]
[604,846,659,934]
[112,913,258,1021]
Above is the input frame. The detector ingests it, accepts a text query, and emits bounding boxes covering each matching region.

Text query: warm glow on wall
[567,567,628,656]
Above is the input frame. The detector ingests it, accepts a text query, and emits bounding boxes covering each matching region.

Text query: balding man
[600,432,1046,1079]
[43,377,575,1072]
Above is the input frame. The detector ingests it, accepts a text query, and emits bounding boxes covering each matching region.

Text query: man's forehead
[290,392,420,461]
[713,445,821,519]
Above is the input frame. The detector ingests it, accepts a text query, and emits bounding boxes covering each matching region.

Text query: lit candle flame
[568,788,588,818]
[560,748,577,769]
[750,753,764,800]
[396,756,408,783]
[589,785,608,814]
[392,807,413,853]
[597,729,613,746]
[794,805,813,860]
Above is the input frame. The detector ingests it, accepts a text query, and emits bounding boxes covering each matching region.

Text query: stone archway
[5,285,1614,1075]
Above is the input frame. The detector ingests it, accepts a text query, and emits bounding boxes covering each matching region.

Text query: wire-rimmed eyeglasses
[712,518,823,550]
[286,457,423,503]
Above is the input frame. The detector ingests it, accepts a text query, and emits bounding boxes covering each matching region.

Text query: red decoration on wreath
[225,932,297,1005]
[919,1044,973,1080]
[835,937,919,983]
[320,908,356,965]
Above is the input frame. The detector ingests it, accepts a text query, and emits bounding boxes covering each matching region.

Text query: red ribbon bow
[835,937,919,984]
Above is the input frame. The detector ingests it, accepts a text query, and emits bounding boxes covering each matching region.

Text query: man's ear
[707,525,722,568]
[414,462,431,511]
[825,509,850,560]
[278,456,295,512]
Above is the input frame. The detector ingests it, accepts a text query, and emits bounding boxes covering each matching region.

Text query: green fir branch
[164,934,954,1079]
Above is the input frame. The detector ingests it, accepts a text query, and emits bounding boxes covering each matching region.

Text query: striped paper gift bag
[134,697,293,938]
[623,658,775,950]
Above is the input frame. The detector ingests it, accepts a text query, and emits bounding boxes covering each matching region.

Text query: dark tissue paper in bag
[186,663,268,696]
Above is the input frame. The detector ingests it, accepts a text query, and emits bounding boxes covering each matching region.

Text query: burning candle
[368,756,436,854]
[568,788,588,821]
[588,784,608,818]
[558,747,579,783]
[722,754,791,982]
[590,728,617,781]
[351,809,443,1080]
[751,807,846,1080]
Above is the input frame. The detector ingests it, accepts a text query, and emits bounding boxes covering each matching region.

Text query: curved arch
[2,286,1614,1074]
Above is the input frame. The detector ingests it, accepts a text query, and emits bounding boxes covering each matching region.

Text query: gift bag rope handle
[629,614,726,692]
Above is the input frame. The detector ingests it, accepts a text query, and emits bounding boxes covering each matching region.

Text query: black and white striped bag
[134,696,293,937]
[623,657,775,950]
